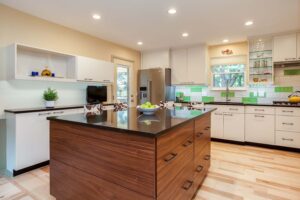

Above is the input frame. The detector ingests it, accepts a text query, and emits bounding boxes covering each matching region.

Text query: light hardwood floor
[1,142,300,200]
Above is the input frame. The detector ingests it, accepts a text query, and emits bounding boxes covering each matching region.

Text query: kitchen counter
[48,107,214,199]
[48,107,215,137]
[205,102,300,107]
[4,103,115,114]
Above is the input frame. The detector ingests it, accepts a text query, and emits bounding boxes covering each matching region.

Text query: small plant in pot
[43,88,58,108]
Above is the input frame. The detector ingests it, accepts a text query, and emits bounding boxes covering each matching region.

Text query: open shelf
[8,43,77,82]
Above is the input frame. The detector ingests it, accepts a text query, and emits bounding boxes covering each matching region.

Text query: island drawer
[194,114,211,153]
[276,107,300,116]
[157,121,194,196]
[194,143,211,192]
[157,162,194,200]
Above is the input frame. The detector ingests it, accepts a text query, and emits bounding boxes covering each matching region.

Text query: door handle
[164,153,177,162]
[182,139,193,147]
[182,180,193,190]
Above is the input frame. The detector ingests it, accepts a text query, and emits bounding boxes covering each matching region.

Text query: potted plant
[43,88,58,108]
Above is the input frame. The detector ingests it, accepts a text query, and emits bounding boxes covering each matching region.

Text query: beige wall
[208,42,249,86]
[0,4,141,104]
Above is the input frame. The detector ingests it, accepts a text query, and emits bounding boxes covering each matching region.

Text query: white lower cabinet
[211,111,224,138]
[6,108,83,173]
[245,114,275,145]
[223,113,245,142]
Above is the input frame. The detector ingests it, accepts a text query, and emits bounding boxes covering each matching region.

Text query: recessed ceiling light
[245,21,253,26]
[168,8,177,14]
[182,33,189,37]
[92,14,101,20]
[223,39,229,43]
[137,41,143,45]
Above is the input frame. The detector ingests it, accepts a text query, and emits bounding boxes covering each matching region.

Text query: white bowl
[137,105,160,115]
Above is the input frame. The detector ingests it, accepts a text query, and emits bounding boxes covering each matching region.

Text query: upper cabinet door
[297,33,300,60]
[187,46,206,84]
[273,34,297,62]
[76,56,114,83]
[171,49,188,84]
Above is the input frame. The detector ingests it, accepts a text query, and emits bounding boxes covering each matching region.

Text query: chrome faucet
[225,79,231,102]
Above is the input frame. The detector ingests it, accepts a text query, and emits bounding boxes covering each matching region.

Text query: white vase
[45,101,55,108]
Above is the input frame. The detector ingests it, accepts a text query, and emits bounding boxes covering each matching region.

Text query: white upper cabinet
[273,34,297,62]
[171,48,188,84]
[187,46,207,84]
[76,56,114,83]
[171,45,207,85]
[141,50,170,69]
[297,33,300,60]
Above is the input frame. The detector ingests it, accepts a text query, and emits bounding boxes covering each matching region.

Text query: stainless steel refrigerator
[138,68,173,105]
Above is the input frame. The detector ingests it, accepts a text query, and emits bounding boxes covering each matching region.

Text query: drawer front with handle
[276,116,300,132]
[223,106,245,114]
[276,131,300,148]
[245,106,275,115]
[195,114,211,155]
[157,161,194,200]
[194,143,211,193]
[157,121,194,196]
[276,107,300,117]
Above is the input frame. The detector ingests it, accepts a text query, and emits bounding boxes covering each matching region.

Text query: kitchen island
[48,107,215,200]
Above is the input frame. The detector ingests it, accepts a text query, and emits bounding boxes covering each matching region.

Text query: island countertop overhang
[47,107,216,138]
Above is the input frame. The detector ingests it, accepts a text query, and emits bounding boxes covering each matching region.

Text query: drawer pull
[229,108,238,111]
[254,109,264,111]
[196,132,204,138]
[282,138,294,142]
[204,155,210,160]
[53,111,64,114]
[254,115,264,118]
[282,110,293,113]
[282,122,294,126]
[224,113,233,116]
[182,140,193,147]
[196,165,204,172]
[38,112,51,116]
[182,180,193,190]
[204,126,210,130]
[164,153,177,162]
[214,113,223,116]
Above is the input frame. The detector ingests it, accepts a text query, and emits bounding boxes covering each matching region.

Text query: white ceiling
[1,0,300,51]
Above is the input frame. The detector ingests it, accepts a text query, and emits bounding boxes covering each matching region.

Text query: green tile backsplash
[190,86,202,93]
[242,97,258,104]
[284,69,300,76]
[183,96,191,102]
[202,96,214,103]
[221,91,235,97]
[274,86,293,93]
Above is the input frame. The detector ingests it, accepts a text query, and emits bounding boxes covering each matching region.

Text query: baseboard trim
[13,160,49,176]
[211,138,300,153]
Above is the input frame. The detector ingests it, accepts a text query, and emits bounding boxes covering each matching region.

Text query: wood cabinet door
[273,34,297,62]
[223,113,245,141]
[187,46,206,84]
[171,48,188,84]
[245,114,275,145]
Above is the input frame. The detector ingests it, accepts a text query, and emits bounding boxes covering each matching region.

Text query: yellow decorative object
[289,96,300,103]
[41,67,51,77]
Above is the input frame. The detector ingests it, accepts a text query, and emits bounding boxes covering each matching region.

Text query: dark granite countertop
[47,107,216,138]
[4,103,115,114]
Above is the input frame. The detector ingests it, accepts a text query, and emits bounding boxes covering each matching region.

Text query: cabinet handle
[182,139,193,147]
[204,155,210,161]
[84,78,93,81]
[282,110,293,113]
[164,153,177,162]
[282,122,294,126]
[53,111,64,114]
[196,132,204,138]
[182,180,193,190]
[229,108,238,111]
[214,113,223,116]
[224,113,233,116]
[254,109,264,111]
[254,115,264,118]
[103,80,110,82]
[282,138,294,142]
[196,165,204,172]
[204,126,210,130]
[38,112,51,116]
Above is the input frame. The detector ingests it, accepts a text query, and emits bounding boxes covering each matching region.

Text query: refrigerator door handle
[148,80,152,103]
